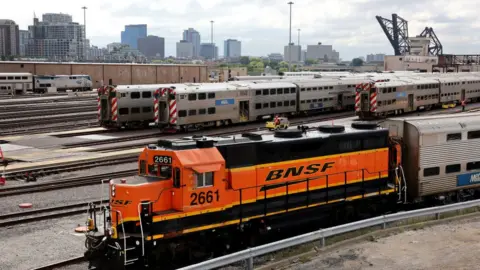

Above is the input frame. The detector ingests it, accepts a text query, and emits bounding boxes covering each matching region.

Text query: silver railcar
[98,83,184,129]
[382,113,480,202]
[0,72,33,95]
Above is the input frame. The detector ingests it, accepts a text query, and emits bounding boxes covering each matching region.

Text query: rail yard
[2,69,480,270]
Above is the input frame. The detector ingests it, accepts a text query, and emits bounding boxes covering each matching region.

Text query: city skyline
[1,0,479,59]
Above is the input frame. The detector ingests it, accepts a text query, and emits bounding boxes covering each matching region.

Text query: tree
[0,55,5,61]
[248,58,264,72]
[351,58,364,66]
[239,56,250,65]
[304,59,318,66]
[278,61,289,68]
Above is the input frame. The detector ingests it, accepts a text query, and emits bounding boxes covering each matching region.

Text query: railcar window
[284,101,289,106]
[143,107,152,113]
[263,103,268,108]
[139,160,147,175]
[467,161,480,171]
[21,76,27,80]
[7,77,13,79]
[173,168,181,188]
[131,92,140,99]
[0,77,5,80]
[142,91,152,98]
[198,93,206,100]
[131,107,140,114]
[307,88,312,91]
[277,89,283,94]
[178,110,187,117]
[270,102,276,108]
[284,88,289,94]
[120,93,127,98]
[301,100,305,104]
[159,165,172,179]
[208,93,215,99]
[270,89,276,95]
[188,94,196,100]
[14,76,20,79]
[188,109,196,116]
[277,101,282,106]
[423,167,440,177]
[119,108,129,115]
[301,88,306,91]
[447,133,461,141]
[445,164,461,174]
[207,107,216,114]
[467,130,480,139]
[199,108,206,114]
[262,89,268,95]
[256,90,261,95]
[195,172,213,187]
[255,103,262,109]
[291,88,296,93]
[290,100,296,106]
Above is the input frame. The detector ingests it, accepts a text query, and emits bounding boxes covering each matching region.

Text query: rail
[178,198,480,270]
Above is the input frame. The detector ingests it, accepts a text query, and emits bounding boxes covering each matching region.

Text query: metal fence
[178,199,480,270]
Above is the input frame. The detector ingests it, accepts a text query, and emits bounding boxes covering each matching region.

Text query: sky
[2,0,480,60]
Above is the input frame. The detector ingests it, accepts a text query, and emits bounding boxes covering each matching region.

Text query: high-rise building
[306,42,340,62]
[138,35,164,58]
[200,43,218,60]
[176,40,194,58]
[121,24,147,49]
[182,28,200,57]
[19,30,29,56]
[0,19,19,57]
[267,53,283,62]
[224,39,241,59]
[284,44,301,63]
[366,53,385,62]
[26,14,87,60]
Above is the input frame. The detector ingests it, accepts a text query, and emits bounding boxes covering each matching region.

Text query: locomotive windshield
[148,164,172,179]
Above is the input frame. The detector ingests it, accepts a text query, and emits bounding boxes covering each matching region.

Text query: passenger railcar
[85,113,480,269]
[0,72,33,95]
[355,73,480,118]
[381,113,480,203]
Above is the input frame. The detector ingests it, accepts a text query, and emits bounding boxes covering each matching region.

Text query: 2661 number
[154,155,172,164]
[190,190,219,205]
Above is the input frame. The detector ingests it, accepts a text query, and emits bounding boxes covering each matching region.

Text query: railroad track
[0,120,99,136]
[0,95,96,105]
[0,105,97,119]
[0,200,103,228]
[64,111,355,150]
[0,170,137,198]
[0,111,96,129]
[5,156,138,180]
[32,256,86,270]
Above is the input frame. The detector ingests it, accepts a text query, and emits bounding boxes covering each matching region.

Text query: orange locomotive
[85,122,403,269]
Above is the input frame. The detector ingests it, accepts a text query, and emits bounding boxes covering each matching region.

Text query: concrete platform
[4,148,141,173]
[44,127,106,136]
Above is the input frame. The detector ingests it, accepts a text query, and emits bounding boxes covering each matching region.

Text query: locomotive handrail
[178,198,480,270]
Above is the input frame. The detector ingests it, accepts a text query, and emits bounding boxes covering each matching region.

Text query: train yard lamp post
[287,2,294,72]
[82,6,87,60]
[210,20,214,61]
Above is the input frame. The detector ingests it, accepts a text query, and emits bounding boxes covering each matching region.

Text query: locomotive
[84,113,480,269]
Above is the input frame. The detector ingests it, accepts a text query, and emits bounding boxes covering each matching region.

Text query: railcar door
[408,94,414,111]
[337,94,343,109]
[461,89,466,101]
[239,100,249,122]
[360,92,369,111]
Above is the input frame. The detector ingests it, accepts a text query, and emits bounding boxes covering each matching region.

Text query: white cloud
[2,0,480,59]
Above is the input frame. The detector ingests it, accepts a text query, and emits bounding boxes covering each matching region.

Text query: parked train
[0,72,93,95]
[84,113,480,269]
[34,74,93,93]
[97,72,480,131]
[355,73,480,118]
